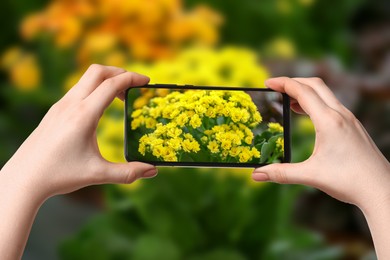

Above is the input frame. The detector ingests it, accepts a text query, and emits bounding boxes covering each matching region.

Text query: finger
[252,163,312,185]
[265,77,330,124]
[66,64,126,99]
[117,91,126,101]
[292,77,345,112]
[95,161,158,185]
[86,71,149,116]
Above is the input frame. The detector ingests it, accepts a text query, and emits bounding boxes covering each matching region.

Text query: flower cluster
[202,124,261,162]
[267,122,284,154]
[268,122,284,133]
[139,123,200,162]
[132,90,262,128]
[3,0,222,91]
[131,89,262,163]
[20,0,221,60]
[276,137,284,153]
[129,46,269,85]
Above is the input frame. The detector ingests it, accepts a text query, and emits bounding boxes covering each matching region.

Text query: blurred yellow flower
[20,0,221,62]
[127,46,269,87]
[104,51,127,68]
[265,37,296,59]
[55,16,82,48]
[5,52,41,91]
[77,32,118,65]
[298,116,315,133]
[1,47,23,69]
[98,115,125,163]
[299,0,315,7]
[21,0,88,48]
[276,0,292,15]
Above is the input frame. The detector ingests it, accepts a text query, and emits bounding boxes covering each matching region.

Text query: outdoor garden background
[0,0,389,259]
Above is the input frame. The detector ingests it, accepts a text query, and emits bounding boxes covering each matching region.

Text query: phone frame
[125,84,291,168]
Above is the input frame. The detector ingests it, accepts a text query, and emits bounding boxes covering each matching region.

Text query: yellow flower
[145,117,157,129]
[131,116,145,130]
[268,122,284,133]
[166,124,182,138]
[139,142,146,155]
[134,97,150,109]
[230,108,243,123]
[152,145,164,158]
[244,136,253,145]
[229,147,240,157]
[276,137,284,153]
[175,113,189,127]
[207,141,219,153]
[0,47,42,91]
[251,147,261,158]
[9,54,41,91]
[265,37,296,59]
[182,139,200,153]
[168,137,182,151]
[189,114,202,128]
[131,109,143,118]
[238,147,252,163]
[220,140,232,150]
[162,147,178,162]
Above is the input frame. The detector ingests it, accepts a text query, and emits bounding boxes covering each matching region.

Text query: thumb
[252,163,308,185]
[99,161,158,184]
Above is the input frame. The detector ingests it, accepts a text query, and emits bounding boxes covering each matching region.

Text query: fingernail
[252,172,269,182]
[142,168,158,178]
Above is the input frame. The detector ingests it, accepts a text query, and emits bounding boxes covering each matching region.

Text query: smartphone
[125,84,290,168]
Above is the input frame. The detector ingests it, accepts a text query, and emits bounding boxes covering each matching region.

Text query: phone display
[125,84,290,167]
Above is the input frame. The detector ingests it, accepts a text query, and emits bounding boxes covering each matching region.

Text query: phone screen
[125,85,290,167]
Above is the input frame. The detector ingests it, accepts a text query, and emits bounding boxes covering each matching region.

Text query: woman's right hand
[253,77,390,210]
[252,77,390,259]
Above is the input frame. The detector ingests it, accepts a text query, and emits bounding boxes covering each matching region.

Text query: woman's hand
[2,64,157,199]
[252,77,390,259]
[0,65,157,259]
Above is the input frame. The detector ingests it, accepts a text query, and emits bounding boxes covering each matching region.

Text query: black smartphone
[125,84,290,168]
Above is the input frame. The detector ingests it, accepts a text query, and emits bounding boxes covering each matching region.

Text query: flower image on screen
[126,87,288,166]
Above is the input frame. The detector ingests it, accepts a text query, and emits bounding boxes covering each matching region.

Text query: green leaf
[260,140,276,163]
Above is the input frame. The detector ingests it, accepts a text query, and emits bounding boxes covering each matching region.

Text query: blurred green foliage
[60,170,341,260]
[186,0,364,63]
